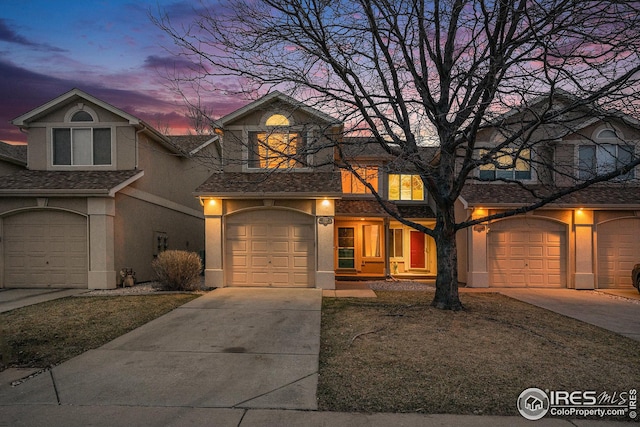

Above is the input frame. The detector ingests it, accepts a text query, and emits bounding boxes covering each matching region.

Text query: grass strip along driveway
[0,294,197,371]
[318,291,640,416]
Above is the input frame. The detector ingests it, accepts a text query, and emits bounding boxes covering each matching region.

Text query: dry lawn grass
[318,291,640,416]
[0,294,197,371]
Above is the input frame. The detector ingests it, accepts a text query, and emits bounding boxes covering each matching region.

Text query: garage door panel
[270,226,289,238]
[271,256,290,268]
[528,233,543,243]
[227,225,247,239]
[528,247,543,257]
[250,255,269,268]
[251,225,270,237]
[271,241,290,253]
[488,218,566,288]
[293,256,308,268]
[597,218,640,288]
[251,241,269,252]
[511,246,526,257]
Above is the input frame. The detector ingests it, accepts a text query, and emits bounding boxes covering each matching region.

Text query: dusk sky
[0,0,247,145]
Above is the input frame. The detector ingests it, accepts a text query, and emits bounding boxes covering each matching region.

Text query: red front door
[410,231,425,269]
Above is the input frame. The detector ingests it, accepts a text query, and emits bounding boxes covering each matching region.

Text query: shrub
[151,250,202,291]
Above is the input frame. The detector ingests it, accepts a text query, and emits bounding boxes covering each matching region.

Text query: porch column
[574,209,595,289]
[87,198,116,289]
[203,198,224,287]
[467,222,489,287]
[315,199,335,289]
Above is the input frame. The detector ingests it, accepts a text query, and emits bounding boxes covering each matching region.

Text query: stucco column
[204,198,224,287]
[315,199,335,289]
[574,209,595,289]
[87,198,116,289]
[467,219,490,288]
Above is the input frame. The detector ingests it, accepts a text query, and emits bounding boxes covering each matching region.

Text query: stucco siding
[114,192,205,283]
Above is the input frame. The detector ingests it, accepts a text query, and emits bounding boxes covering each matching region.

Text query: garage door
[3,210,88,288]
[488,218,566,288]
[225,209,314,287]
[597,218,640,288]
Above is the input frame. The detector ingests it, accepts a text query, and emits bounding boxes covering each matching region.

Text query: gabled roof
[12,88,141,127]
[215,91,341,127]
[460,183,640,209]
[195,171,342,197]
[0,141,27,166]
[11,88,187,157]
[483,89,640,140]
[0,170,143,197]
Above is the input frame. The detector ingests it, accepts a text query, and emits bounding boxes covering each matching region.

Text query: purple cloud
[0,19,66,52]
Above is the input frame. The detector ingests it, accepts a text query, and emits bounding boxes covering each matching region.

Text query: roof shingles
[0,170,142,194]
[195,171,342,195]
[461,183,640,207]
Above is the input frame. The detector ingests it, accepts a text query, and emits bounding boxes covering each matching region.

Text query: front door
[410,231,426,269]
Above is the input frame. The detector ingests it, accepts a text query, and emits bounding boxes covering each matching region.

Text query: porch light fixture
[322,198,331,207]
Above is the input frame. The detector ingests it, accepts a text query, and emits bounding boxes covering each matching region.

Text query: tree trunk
[432,204,463,310]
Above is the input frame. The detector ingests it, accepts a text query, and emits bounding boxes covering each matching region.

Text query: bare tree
[153,0,640,309]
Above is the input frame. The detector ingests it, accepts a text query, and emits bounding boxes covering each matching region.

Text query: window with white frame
[248,113,304,169]
[388,174,424,200]
[389,228,403,258]
[578,143,634,180]
[479,148,531,180]
[341,166,379,194]
[52,127,111,166]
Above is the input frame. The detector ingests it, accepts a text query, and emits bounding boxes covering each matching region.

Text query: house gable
[216,92,341,173]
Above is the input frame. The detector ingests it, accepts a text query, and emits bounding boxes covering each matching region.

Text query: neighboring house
[460,93,640,289]
[0,141,27,176]
[195,91,440,289]
[0,89,215,289]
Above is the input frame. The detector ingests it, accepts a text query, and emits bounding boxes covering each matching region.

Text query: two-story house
[0,89,215,289]
[460,92,640,290]
[195,91,440,289]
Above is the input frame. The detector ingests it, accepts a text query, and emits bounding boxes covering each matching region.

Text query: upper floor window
[389,174,424,201]
[71,111,94,122]
[53,128,111,166]
[479,148,531,181]
[248,113,303,169]
[578,144,634,180]
[341,166,379,194]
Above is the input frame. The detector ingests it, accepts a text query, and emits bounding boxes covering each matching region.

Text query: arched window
[596,129,618,139]
[265,114,289,126]
[71,110,94,122]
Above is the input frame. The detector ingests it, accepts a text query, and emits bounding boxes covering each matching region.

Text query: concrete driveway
[1,288,322,410]
[499,289,640,341]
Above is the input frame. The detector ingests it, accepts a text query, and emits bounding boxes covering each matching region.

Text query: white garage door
[488,218,566,288]
[225,210,314,287]
[3,210,88,288]
[597,218,640,288]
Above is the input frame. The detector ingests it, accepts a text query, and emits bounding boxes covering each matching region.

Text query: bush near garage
[152,250,202,291]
